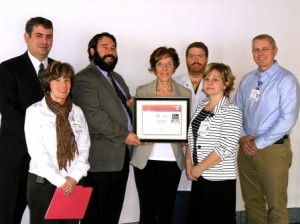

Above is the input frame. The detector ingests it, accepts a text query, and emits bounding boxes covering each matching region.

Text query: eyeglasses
[252,48,271,54]
[156,62,174,68]
[187,54,206,60]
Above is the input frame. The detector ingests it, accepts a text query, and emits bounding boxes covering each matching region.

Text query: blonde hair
[203,63,235,97]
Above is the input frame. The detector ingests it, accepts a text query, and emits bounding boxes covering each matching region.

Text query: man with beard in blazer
[72,32,141,224]
[0,17,54,224]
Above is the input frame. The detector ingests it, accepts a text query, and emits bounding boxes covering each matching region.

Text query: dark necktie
[38,63,45,92]
[107,73,132,122]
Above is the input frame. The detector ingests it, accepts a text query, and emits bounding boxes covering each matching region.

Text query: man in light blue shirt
[235,34,300,224]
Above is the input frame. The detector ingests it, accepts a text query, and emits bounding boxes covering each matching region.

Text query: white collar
[27,51,48,75]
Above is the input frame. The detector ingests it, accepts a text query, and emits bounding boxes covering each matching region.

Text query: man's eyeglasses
[187,54,206,60]
[252,48,271,54]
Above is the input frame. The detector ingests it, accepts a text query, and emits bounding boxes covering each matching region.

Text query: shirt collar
[255,60,279,82]
[94,64,110,78]
[27,51,48,75]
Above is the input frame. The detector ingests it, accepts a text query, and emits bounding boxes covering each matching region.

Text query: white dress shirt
[25,98,90,187]
[27,50,48,76]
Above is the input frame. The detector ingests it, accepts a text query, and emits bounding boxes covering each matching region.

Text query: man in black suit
[0,17,54,224]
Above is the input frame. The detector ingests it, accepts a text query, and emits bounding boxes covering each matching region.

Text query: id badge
[198,121,210,137]
[249,89,260,102]
[70,120,83,132]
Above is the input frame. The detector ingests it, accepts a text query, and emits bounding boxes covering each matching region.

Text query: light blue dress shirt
[234,61,300,149]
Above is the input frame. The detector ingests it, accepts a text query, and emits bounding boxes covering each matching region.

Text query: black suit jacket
[0,51,53,174]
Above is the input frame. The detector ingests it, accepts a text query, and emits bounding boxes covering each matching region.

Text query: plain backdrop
[0,0,299,223]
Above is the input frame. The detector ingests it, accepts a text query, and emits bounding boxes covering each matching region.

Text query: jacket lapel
[89,64,120,101]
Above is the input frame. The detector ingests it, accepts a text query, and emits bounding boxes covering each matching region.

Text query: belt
[274,135,288,144]
[30,173,50,184]
[31,173,84,185]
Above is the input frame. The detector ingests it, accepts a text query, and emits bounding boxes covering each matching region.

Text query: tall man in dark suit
[0,17,54,224]
[72,32,141,224]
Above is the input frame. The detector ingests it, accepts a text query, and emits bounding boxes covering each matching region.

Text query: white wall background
[1,0,299,223]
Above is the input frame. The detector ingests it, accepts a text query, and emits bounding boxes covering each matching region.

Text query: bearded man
[72,32,141,224]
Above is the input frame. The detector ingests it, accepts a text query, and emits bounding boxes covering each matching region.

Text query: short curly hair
[148,47,180,74]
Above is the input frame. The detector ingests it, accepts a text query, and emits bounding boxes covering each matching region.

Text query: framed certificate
[133,97,190,142]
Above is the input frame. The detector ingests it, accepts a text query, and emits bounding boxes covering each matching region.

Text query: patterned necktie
[38,63,45,92]
[107,73,132,122]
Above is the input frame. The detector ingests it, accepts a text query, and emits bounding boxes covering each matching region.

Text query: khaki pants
[238,138,292,224]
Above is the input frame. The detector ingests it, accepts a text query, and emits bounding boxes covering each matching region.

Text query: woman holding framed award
[130,46,192,224]
[186,63,242,223]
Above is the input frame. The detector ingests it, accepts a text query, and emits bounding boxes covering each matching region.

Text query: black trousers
[27,173,79,224]
[134,160,181,224]
[187,176,236,224]
[0,154,29,224]
[82,149,129,224]
[172,191,191,224]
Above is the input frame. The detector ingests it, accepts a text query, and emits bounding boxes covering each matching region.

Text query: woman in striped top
[186,63,242,223]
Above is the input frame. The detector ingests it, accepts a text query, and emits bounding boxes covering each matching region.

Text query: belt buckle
[36,175,45,184]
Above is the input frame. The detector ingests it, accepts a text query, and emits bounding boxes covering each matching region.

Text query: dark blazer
[0,51,53,174]
[130,79,192,170]
[71,63,131,172]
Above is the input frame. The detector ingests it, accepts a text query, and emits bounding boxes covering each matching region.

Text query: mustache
[103,54,116,60]
[192,62,202,66]
[93,52,118,72]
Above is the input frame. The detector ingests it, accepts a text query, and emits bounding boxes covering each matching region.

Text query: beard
[93,51,118,72]
[188,62,204,72]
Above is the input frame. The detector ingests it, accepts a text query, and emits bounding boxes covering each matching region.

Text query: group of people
[0,16,299,224]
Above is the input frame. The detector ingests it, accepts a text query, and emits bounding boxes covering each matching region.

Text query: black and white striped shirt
[188,97,242,180]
